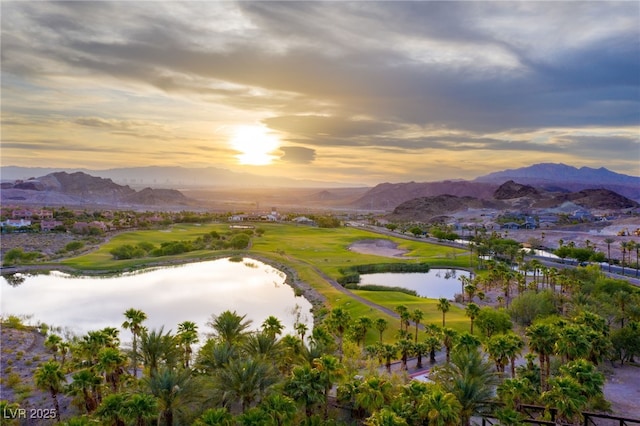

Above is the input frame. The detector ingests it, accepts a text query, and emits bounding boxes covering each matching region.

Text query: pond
[359,268,471,299]
[0,258,313,342]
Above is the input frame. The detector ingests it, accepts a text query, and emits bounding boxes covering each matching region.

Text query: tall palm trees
[122,308,147,378]
[604,238,615,272]
[208,310,253,346]
[34,361,64,422]
[327,307,351,361]
[176,321,199,368]
[464,303,480,335]
[410,309,424,343]
[431,347,498,426]
[375,318,388,343]
[437,298,451,327]
[525,322,557,390]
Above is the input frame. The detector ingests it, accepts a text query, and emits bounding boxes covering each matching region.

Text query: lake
[359,268,471,299]
[0,258,313,342]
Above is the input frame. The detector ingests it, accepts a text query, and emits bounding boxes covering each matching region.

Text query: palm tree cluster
[16,247,640,426]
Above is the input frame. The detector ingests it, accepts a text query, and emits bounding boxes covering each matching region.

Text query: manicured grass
[352,290,471,335]
[59,223,470,339]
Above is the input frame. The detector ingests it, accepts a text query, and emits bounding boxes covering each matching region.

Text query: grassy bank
[54,223,468,343]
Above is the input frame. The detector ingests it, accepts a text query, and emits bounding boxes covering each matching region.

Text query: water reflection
[359,269,470,299]
[0,258,312,341]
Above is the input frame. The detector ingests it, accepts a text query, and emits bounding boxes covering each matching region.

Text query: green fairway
[59,223,470,334]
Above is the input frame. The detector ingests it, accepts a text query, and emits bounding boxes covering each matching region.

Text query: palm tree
[413,341,428,370]
[525,322,557,390]
[411,309,424,343]
[560,359,605,401]
[497,377,535,410]
[124,393,158,426]
[505,333,524,378]
[294,322,308,343]
[122,308,148,378]
[176,321,199,369]
[260,394,297,426]
[621,241,628,275]
[431,347,498,426]
[45,334,63,361]
[96,393,127,426]
[68,369,101,413]
[555,324,591,363]
[140,327,178,376]
[208,310,253,346]
[314,355,345,418]
[417,386,462,426]
[441,328,458,364]
[454,332,481,353]
[364,408,409,426]
[464,303,480,335]
[377,343,397,374]
[603,238,615,272]
[194,408,234,426]
[261,315,284,338]
[327,307,351,361]
[437,298,451,327]
[394,305,408,333]
[352,316,373,348]
[146,367,196,425]
[485,334,511,374]
[244,332,283,361]
[284,365,324,417]
[98,347,127,392]
[396,339,414,371]
[375,318,388,343]
[541,377,587,424]
[216,357,278,413]
[355,376,394,416]
[34,361,64,422]
[424,334,441,364]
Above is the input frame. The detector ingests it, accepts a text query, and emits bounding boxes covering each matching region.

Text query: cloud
[1,1,638,180]
[278,146,316,164]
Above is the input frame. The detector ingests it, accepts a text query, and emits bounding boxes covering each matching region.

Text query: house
[501,222,521,230]
[2,219,32,228]
[41,220,64,231]
[292,216,316,226]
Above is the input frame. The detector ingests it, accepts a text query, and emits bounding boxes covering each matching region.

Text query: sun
[229,125,280,165]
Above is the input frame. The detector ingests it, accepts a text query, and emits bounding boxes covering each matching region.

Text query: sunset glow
[1,2,638,183]
[230,126,280,166]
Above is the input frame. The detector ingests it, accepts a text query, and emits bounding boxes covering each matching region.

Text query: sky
[1,1,639,185]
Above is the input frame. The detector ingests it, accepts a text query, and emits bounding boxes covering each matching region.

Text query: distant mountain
[387,184,639,223]
[1,171,191,207]
[389,194,504,222]
[475,163,640,201]
[0,166,364,189]
[351,181,499,210]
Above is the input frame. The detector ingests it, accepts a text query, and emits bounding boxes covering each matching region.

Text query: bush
[65,241,85,251]
[508,290,557,326]
[228,233,250,249]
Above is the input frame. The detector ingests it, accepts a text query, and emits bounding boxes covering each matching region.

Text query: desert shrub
[508,290,557,326]
[2,315,26,329]
[227,233,250,249]
[65,241,85,251]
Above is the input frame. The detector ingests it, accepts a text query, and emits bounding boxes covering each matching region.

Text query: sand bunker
[348,239,409,258]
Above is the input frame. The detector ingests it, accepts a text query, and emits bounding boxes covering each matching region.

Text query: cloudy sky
[2,1,639,184]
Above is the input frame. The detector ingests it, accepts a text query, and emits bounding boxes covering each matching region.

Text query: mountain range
[1,163,638,210]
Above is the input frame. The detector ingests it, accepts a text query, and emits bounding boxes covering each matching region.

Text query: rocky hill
[493,180,541,200]
[387,181,639,222]
[1,172,191,207]
[475,163,640,201]
[389,194,505,222]
[539,189,640,210]
[351,181,498,210]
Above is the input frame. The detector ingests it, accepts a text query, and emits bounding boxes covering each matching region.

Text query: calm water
[0,258,312,341]
[359,269,471,299]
